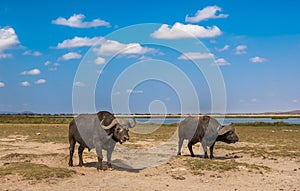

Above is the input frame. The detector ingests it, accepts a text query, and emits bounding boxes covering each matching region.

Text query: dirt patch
[0,139,299,191]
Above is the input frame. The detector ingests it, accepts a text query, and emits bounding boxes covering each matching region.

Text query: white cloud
[151,22,222,39]
[185,5,229,23]
[251,98,257,102]
[0,27,20,52]
[0,82,5,87]
[44,61,51,66]
[126,89,143,94]
[138,55,153,61]
[21,81,30,87]
[178,52,214,60]
[59,52,82,61]
[215,58,230,66]
[56,36,104,49]
[35,79,46,84]
[23,50,42,56]
[52,14,110,28]
[93,39,154,56]
[0,53,12,58]
[292,99,299,103]
[74,81,85,87]
[48,67,57,71]
[20,68,41,75]
[235,45,247,55]
[250,56,267,63]
[94,57,106,65]
[217,45,230,52]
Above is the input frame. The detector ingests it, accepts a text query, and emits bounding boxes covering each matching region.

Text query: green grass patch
[0,115,73,124]
[1,153,66,161]
[0,162,76,180]
[129,123,177,143]
[185,157,270,174]
[231,121,300,127]
[216,125,300,158]
[0,124,69,143]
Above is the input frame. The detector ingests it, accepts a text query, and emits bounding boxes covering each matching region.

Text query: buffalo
[68,111,136,170]
[177,116,239,159]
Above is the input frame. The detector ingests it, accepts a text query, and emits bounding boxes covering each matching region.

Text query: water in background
[136,117,300,125]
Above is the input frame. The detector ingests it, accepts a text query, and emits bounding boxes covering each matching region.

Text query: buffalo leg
[78,145,85,166]
[188,142,195,157]
[177,138,184,155]
[97,157,103,171]
[95,143,103,170]
[106,146,115,170]
[209,142,216,159]
[68,137,76,166]
[202,142,209,159]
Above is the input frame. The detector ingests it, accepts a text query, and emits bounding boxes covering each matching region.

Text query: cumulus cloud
[217,45,230,52]
[93,39,154,56]
[44,61,51,66]
[94,57,106,65]
[74,81,85,87]
[48,67,58,71]
[59,52,82,61]
[178,52,214,60]
[0,53,12,58]
[0,27,20,56]
[235,45,247,55]
[249,56,267,63]
[21,81,30,87]
[0,82,5,87]
[56,36,104,49]
[23,50,42,56]
[151,22,222,39]
[215,58,230,66]
[34,79,46,84]
[185,5,229,23]
[20,68,41,75]
[52,14,110,28]
[127,89,143,94]
[251,98,257,102]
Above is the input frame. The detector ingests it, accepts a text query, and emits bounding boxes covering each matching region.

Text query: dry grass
[184,157,271,175]
[0,124,68,143]
[0,162,76,180]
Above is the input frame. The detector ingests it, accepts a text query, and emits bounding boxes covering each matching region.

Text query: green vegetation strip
[0,124,69,143]
[0,115,73,124]
[0,162,76,180]
[185,158,270,174]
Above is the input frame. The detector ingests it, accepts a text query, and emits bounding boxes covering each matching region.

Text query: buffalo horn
[129,118,136,128]
[101,119,119,130]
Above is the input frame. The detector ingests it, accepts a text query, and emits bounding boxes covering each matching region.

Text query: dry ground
[0,122,299,191]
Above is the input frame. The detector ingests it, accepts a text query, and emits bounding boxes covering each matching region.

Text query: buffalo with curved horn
[68,111,136,170]
[177,116,239,159]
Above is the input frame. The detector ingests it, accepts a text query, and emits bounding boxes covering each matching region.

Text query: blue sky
[0,0,299,114]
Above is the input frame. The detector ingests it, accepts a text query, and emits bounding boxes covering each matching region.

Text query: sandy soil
[0,136,299,191]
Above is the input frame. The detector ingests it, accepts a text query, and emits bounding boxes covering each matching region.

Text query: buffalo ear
[201,115,210,124]
[218,126,235,135]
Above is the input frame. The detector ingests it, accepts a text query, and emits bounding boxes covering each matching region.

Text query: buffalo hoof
[177,153,181,156]
[68,161,73,167]
[106,163,114,171]
[191,154,195,157]
[97,164,103,171]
